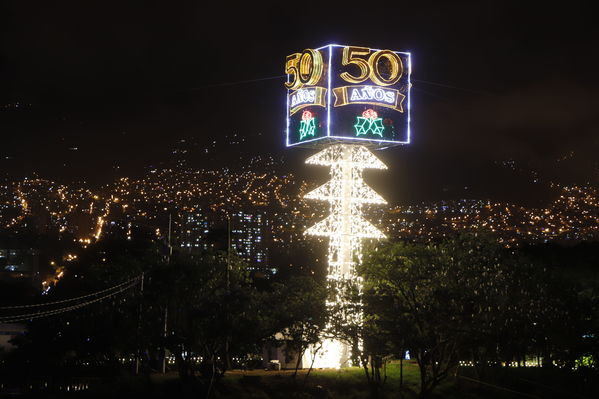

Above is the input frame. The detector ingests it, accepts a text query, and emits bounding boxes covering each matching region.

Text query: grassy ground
[206,362,598,399]
[8,362,598,398]
[201,363,423,399]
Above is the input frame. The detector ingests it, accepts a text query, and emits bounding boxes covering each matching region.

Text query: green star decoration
[354,116,384,137]
[299,117,316,140]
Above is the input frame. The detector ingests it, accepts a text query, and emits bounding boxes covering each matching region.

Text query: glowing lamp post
[284,45,411,368]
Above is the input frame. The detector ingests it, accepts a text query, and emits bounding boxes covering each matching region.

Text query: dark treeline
[0,233,597,398]
[343,234,599,397]
[0,233,327,396]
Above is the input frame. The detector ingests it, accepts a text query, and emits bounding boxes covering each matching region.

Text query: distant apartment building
[230,211,269,272]
[0,248,39,282]
[178,210,211,251]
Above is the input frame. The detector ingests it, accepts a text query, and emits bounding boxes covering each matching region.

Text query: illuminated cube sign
[285,44,411,148]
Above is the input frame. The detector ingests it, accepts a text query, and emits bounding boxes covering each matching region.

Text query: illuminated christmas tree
[303,143,387,368]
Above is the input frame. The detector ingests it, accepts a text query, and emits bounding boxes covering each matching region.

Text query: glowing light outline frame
[285,44,411,147]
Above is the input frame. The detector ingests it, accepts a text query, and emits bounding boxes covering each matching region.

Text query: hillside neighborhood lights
[304,144,387,367]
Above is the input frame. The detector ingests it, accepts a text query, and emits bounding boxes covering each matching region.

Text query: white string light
[0,277,142,322]
[0,276,141,310]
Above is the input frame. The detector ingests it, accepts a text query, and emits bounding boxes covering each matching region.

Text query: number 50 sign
[285,44,411,148]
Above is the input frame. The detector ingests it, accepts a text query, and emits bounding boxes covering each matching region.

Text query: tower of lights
[284,44,411,369]
[304,143,387,368]
[305,143,387,279]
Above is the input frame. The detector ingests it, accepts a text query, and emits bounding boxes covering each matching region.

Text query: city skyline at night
[1,3,598,397]
[1,137,597,285]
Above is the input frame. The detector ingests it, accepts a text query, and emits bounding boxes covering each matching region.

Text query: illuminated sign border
[285,44,411,148]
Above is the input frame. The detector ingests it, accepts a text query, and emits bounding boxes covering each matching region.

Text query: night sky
[1,1,598,205]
